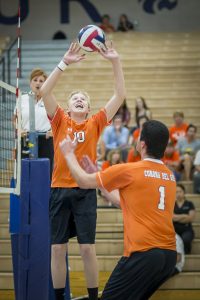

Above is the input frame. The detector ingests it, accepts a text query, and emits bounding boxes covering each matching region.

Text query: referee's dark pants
[21,134,54,179]
[101,248,177,300]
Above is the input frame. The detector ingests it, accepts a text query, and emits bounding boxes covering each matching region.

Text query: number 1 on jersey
[158,186,165,210]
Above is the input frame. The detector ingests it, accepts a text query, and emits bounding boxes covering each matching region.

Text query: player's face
[30,75,46,94]
[176,186,185,200]
[68,93,90,115]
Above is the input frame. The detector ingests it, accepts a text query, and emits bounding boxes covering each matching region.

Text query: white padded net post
[0,80,21,195]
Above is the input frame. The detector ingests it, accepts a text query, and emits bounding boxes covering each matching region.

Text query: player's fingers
[71,42,77,52]
[77,54,86,62]
[98,48,106,55]
[75,45,81,53]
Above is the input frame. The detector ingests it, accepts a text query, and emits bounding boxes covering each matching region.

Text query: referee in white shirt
[14,68,54,177]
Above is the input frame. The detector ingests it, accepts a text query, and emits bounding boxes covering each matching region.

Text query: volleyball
[78,25,106,52]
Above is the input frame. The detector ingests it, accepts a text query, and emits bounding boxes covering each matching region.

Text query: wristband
[57,60,68,71]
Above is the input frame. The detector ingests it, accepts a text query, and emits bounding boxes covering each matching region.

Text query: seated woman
[117,14,134,32]
[173,184,196,254]
[115,99,131,128]
[135,96,152,127]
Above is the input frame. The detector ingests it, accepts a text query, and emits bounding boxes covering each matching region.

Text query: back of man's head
[140,120,169,159]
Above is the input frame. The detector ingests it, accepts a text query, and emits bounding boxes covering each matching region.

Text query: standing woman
[173,184,196,254]
[14,68,54,176]
[135,96,152,127]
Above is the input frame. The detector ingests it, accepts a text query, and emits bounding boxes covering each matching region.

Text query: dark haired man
[60,120,177,300]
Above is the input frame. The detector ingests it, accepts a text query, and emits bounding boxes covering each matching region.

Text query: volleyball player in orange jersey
[40,42,125,300]
[60,120,177,300]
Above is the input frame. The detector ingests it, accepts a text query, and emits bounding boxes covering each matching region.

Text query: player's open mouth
[75,103,84,108]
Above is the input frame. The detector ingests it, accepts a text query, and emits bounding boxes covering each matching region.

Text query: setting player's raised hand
[63,42,86,65]
[98,41,119,61]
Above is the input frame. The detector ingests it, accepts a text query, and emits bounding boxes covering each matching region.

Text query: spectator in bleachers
[14,68,54,177]
[99,14,115,33]
[193,150,200,194]
[177,124,200,180]
[163,141,181,181]
[129,115,149,145]
[102,114,129,161]
[127,145,141,163]
[173,184,196,254]
[135,96,152,127]
[169,111,188,145]
[115,99,131,128]
[101,149,122,171]
[117,14,134,32]
[171,234,185,276]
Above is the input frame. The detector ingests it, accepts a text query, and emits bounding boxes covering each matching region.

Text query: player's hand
[80,155,98,174]
[59,135,77,157]
[63,42,86,65]
[98,41,119,61]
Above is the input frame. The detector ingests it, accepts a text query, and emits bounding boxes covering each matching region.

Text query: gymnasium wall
[0,0,200,40]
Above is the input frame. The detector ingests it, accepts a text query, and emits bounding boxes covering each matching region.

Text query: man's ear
[140,140,146,151]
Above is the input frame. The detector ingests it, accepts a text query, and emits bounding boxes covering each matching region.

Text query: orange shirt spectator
[130,116,149,144]
[169,112,188,145]
[99,14,115,33]
[127,148,141,163]
[163,150,180,166]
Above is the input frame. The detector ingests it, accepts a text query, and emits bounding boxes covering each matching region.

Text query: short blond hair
[67,90,91,108]
[173,111,184,119]
[29,68,48,82]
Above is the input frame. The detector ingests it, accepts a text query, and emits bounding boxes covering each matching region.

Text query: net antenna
[0,7,21,195]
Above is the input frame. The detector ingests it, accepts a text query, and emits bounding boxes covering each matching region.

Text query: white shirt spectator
[175,234,185,273]
[16,92,51,132]
[194,150,200,166]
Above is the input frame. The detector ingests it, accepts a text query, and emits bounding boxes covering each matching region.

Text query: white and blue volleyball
[78,25,106,52]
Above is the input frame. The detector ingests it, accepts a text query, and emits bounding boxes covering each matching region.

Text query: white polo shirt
[17,93,51,132]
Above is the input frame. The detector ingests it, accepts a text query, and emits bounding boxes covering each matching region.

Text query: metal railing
[0,37,21,84]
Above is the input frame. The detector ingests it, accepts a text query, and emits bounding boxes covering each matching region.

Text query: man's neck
[70,112,87,124]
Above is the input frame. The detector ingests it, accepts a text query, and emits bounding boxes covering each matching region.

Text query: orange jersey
[101,161,111,171]
[51,106,109,187]
[163,151,180,164]
[133,128,140,141]
[96,159,176,256]
[169,123,188,144]
[127,148,141,163]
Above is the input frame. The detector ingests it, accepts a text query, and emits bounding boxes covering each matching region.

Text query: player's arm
[40,42,85,118]
[173,210,196,223]
[80,155,121,208]
[99,43,126,122]
[101,188,121,208]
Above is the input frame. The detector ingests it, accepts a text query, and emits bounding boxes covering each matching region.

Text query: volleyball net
[0,80,21,195]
